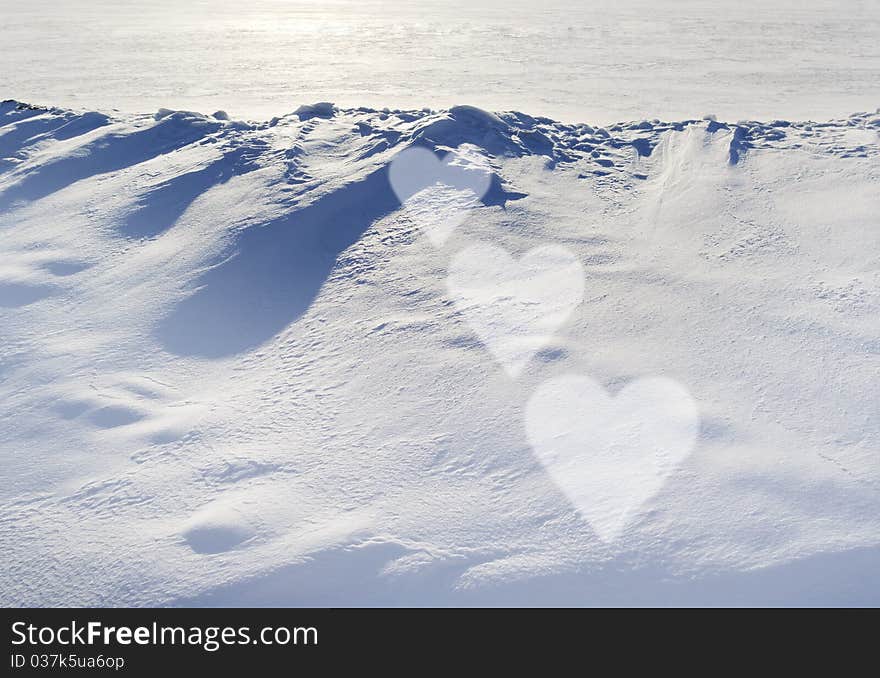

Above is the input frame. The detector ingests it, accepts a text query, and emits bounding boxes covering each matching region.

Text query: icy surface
[0,99,879,606]
[1,0,879,125]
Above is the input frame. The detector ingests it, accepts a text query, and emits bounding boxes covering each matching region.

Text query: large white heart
[525,374,699,542]
[388,146,492,246]
[447,243,585,377]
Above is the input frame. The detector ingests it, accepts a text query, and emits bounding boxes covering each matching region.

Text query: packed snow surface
[2,0,880,125]
[1,99,878,606]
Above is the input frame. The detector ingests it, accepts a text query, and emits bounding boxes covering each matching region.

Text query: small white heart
[388,146,492,246]
[447,243,585,377]
[525,374,699,542]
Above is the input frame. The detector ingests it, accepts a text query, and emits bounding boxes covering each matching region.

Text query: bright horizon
[2,0,878,124]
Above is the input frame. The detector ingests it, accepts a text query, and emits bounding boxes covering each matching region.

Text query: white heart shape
[388,146,492,246]
[447,243,585,377]
[525,374,699,542]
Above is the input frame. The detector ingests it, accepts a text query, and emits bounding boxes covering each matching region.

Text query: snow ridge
[3,98,879,193]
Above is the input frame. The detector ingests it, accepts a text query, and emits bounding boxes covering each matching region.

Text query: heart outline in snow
[525,374,699,542]
[388,145,493,246]
[447,242,585,377]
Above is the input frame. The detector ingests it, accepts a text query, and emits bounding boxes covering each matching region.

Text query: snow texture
[1,98,879,606]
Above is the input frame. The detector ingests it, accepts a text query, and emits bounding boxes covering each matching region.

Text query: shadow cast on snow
[0,111,110,161]
[0,114,218,210]
[121,147,256,239]
[156,151,523,360]
[155,165,401,359]
[172,540,880,607]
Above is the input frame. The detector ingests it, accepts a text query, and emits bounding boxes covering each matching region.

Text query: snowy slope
[1,99,878,606]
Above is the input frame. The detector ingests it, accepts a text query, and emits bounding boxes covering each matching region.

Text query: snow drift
[1,99,878,606]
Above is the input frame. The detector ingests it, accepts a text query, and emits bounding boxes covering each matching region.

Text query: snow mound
[182,504,257,554]
[293,102,337,120]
